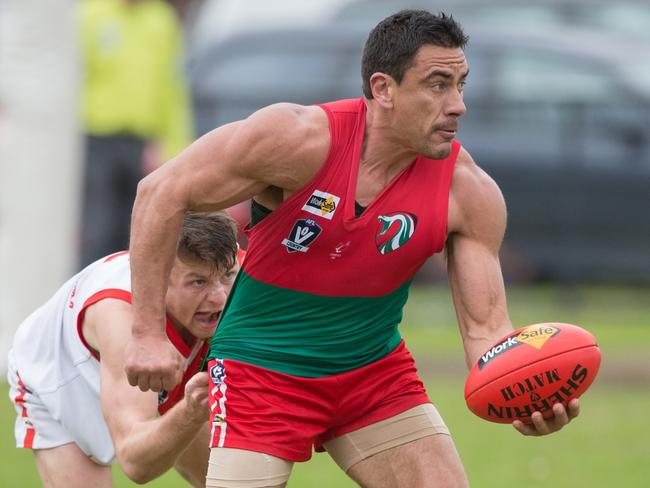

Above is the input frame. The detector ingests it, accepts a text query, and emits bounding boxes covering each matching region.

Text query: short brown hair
[177,211,238,272]
[362,10,468,99]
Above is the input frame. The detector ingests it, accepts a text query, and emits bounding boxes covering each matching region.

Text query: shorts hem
[211,439,309,463]
[16,439,79,451]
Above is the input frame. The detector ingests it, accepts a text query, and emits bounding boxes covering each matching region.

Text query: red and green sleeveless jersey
[209,98,459,377]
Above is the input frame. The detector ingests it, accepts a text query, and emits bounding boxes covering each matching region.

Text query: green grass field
[2,284,649,487]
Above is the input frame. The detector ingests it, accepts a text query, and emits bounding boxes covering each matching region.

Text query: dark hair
[361,10,469,98]
[177,211,237,271]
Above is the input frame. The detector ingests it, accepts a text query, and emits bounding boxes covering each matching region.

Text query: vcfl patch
[302,190,340,220]
[282,219,322,253]
[210,360,226,385]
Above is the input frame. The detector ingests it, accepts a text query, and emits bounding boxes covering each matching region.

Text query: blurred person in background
[78,0,193,267]
[126,9,581,488]
[8,212,241,488]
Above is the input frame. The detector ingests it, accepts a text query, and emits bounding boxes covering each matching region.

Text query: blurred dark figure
[78,0,193,266]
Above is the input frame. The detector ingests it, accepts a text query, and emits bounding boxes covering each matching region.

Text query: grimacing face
[392,44,468,159]
[165,255,239,341]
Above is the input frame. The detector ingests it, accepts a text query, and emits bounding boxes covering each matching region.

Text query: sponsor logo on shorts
[281,218,322,253]
[210,360,226,385]
[302,190,340,220]
[375,212,418,255]
[478,325,561,369]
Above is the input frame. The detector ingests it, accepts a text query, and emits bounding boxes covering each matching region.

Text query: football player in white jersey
[8,211,242,487]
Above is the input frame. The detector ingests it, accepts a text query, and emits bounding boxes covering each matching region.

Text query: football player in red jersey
[126,10,579,488]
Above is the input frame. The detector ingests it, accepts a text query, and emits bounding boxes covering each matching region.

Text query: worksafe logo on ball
[302,190,340,220]
[515,324,560,349]
[478,324,561,369]
[282,219,322,253]
[375,212,418,255]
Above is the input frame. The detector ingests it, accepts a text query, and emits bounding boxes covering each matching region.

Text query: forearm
[117,401,205,483]
[448,243,512,368]
[130,170,186,336]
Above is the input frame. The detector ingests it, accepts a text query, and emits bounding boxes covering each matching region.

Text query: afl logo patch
[281,218,322,253]
[302,190,340,220]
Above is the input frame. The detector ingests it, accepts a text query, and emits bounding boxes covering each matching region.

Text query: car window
[587,4,650,39]
[498,48,616,102]
[203,50,338,95]
[456,5,560,28]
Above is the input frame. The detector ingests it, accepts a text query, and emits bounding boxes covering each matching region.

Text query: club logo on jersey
[210,360,226,385]
[282,218,322,253]
[375,212,418,255]
[301,190,340,220]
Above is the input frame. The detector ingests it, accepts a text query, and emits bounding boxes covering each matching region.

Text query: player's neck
[360,128,417,181]
[362,106,419,177]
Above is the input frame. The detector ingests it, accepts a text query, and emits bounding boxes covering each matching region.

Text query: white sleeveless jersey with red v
[10,251,206,463]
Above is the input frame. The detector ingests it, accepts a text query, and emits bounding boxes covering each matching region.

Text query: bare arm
[446,148,579,434]
[446,148,512,368]
[85,300,210,484]
[125,104,330,391]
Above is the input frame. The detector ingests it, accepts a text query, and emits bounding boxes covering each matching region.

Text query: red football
[464,323,601,424]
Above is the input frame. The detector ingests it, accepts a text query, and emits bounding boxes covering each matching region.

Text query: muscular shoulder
[447,147,507,246]
[237,104,331,190]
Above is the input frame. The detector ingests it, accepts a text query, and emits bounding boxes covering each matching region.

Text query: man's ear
[369,72,395,109]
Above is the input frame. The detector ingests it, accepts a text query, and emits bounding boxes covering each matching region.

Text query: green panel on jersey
[208,271,411,377]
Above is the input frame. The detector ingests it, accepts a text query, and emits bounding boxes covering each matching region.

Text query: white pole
[0,0,81,374]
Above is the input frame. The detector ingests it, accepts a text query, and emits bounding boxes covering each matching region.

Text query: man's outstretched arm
[446,148,579,434]
[446,148,512,366]
[125,104,330,392]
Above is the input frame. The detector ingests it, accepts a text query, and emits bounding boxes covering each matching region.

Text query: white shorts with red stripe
[6,350,115,464]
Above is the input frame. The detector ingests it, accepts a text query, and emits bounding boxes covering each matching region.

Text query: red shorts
[207,340,430,462]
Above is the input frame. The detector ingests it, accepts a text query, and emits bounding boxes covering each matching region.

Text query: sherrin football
[464,323,601,424]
